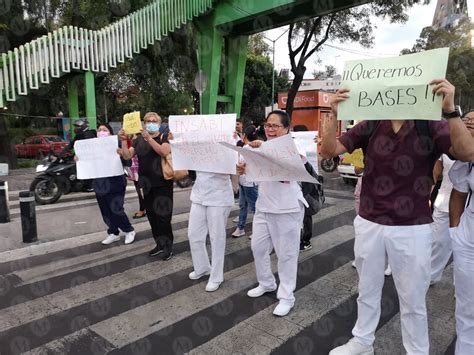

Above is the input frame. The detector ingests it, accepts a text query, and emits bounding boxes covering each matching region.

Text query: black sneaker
[300,241,312,252]
[149,246,163,257]
[162,250,173,261]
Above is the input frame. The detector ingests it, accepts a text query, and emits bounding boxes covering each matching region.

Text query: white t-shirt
[238,150,257,188]
[191,171,234,207]
[434,154,455,213]
[256,181,307,214]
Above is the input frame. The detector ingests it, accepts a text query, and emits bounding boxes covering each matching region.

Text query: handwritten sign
[221,134,318,183]
[74,136,123,179]
[123,112,142,134]
[169,114,238,174]
[291,131,319,174]
[338,48,449,121]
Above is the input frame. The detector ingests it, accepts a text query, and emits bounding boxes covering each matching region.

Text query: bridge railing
[0,0,213,107]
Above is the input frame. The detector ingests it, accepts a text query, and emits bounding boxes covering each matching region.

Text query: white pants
[251,207,304,305]
[352,216,431,355]
[188,203,231,284]
[451,214,474,355]
[431,208,452,283]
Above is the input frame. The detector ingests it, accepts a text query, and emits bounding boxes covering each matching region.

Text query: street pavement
[0,173,457,354]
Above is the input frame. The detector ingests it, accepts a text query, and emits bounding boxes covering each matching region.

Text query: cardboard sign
[338,48,449,121]
[169,114,238,174]
[123,112,142,134]
[74,136,123,179]
[221,135,319,183]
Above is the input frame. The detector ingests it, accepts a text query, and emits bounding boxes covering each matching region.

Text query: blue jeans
[238,184,258,230]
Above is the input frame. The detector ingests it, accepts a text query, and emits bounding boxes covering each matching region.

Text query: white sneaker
[205,281,221,292]
[329,338,374,355]
[248,234,252,240]
[232,227,245,238]
[189,270,210,280]
[124,230,136,245]
[101,234,120,245]
[273,302,294,317]
[247,284,277,298]
[232,216,239,223]
[351,260,356,268]
[384,265,392,276]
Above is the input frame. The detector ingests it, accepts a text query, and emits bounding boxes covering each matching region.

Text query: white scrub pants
[431,208,452,283]
[451,214,474,354]
[352,216,432,355]
[188,203,232,284]
[251,207,304,305]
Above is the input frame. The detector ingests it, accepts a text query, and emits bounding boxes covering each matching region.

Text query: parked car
[15,135,69,159]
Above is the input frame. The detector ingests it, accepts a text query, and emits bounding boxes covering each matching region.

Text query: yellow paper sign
[123,112,142,134]
[342,148,364,169]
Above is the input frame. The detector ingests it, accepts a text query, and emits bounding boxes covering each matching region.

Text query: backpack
[302,162,325,215]
[467,162,473,207]
[363,120,436,182]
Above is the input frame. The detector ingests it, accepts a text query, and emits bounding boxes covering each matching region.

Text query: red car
[15,135,69,159]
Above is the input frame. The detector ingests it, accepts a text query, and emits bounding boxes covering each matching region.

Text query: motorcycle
[320,155,341,173]
[30,154,92,204]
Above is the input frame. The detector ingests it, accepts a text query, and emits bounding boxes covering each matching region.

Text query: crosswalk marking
[0,191,458,355]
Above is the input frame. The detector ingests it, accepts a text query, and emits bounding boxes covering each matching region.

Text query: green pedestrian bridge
[0,0,369,127]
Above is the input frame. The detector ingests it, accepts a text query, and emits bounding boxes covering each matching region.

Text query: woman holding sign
[93,123,136,246]
[120,112,174,261]
[238,110,307,317]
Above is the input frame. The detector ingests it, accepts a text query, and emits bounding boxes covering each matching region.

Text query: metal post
[271,40,275,111]
[19,191,38,243]
[0,181,10,223]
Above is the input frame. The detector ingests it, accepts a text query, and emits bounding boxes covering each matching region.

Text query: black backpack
[363,120,436,182]
[302,162,325,215]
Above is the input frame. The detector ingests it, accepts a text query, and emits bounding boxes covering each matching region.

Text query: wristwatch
[442,105,462,119]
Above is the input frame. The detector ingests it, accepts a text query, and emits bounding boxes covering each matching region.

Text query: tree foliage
[286,0,431,118]
[401,17,474,111]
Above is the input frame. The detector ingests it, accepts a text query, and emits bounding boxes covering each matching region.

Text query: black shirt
[133,134,172,188]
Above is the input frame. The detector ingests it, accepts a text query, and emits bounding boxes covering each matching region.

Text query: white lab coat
[448,161,474,354]
[188,172,233,284]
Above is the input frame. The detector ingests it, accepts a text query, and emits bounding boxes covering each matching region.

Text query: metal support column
[224,35,248,116]
[84,71,97,130]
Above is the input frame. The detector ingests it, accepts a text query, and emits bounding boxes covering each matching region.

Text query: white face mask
[145,122,160,134]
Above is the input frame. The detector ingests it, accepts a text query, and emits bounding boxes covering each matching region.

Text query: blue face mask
[146,122,160,134]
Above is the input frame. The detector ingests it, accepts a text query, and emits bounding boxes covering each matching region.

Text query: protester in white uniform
[238,110,307,317]
[187,171,234,292]
[325,79,473,355]
[448,111,474,354]
[430,154,455,284]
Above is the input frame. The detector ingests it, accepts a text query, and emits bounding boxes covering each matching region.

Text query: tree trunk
[0,116,18,169]
[286,66,306,119]
[71,0,81,27]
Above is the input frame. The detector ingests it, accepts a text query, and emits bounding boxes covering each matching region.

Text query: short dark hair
[266,110,290,128]
[98,123,114,135]
[293,124,308,132]
[243,125,258,142]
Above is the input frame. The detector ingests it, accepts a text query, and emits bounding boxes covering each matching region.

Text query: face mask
[97,131,110,138]
[146,122,160,134]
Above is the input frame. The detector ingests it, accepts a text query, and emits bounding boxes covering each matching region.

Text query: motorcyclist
[59,118,96,192]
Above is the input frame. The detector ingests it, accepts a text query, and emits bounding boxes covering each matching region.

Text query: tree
[401,17,474,111]
[286,0,431,118]
[312,65,337,79]
[240,35,290,125]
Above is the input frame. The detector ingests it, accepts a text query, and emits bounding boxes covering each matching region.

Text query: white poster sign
[221,134,318,183]
[169,114,238,174]
[291,131,319,174]
[74,136,123,179]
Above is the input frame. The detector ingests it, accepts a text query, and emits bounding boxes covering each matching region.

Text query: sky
[263,1,440,79]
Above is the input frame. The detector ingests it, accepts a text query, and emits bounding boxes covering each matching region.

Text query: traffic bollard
[19,191,38,243]
[0,181,10,223]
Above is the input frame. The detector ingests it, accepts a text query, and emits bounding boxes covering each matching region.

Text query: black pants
[144,185,174,251]
[301,209,313,244]
[133,180,146,211]
[96,190,134,235]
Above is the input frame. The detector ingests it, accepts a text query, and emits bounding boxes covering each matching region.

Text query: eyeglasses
[263,123,284,130]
